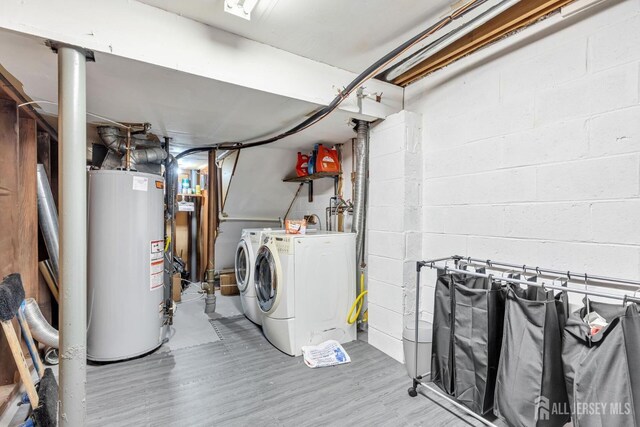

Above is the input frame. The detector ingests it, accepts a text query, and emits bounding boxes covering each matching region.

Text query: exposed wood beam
[0,97,19,387]
[0,68,58,140]
[18,117,39,305]
[393,0,577,86]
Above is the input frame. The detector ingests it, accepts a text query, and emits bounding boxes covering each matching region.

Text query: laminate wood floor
[5,297,490,426]
[85,314,485,427]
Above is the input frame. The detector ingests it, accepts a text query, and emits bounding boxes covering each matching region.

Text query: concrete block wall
[366,0,640,360]
[367,111,422,362]
[408,0,640,308]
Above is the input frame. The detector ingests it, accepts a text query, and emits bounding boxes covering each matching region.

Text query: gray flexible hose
[23,298,59,349]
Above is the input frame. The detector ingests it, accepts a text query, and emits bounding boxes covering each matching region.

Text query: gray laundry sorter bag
[431,269,506,414]
[494,284,570,427]
[563,302,640,427]
[432,270,456,395]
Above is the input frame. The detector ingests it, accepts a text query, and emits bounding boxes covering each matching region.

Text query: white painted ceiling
[0,1,457,264]
[0,29,357,169]
[0,28,356,230]
[138,0,458,73]
[0,0,461,167]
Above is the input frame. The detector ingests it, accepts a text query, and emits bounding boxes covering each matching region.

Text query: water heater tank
[88,170,165,361]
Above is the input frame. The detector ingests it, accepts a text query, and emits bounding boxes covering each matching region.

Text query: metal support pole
[412,262,422,395]
[189,169,198,282]
[205,150,218,315]
[163,137,174,307]
[56,44,89,427]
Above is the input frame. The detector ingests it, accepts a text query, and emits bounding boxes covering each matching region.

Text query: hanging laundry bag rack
[408,255,640,427]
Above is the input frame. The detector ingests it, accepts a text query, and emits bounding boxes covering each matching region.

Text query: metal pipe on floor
[56,43,89,427]
[36,164,60,281]
[23,298,59,349]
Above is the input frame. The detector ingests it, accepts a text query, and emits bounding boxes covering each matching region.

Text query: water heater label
[150,240,164,259]
[133,176,148,192]
[150,239,164,290]
[150,260,164,290]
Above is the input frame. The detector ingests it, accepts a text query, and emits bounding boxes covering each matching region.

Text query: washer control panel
[249,231,260,245]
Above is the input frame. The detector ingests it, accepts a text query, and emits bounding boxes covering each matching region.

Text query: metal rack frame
[408,255,640,426]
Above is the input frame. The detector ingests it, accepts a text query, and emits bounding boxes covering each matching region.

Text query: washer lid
[235,241,250,293]
[254,246,277,313]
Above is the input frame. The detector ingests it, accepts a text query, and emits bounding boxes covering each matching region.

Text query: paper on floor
[301,340,351,368]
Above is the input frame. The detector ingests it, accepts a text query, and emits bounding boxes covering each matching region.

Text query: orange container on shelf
[296,152,309,177]
[315,144,340,173]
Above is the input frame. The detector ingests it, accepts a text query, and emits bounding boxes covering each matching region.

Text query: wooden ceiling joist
[0,69,58,140]
[393,0,577,86]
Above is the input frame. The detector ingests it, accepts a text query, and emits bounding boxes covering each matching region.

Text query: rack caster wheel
[408,387,418,397]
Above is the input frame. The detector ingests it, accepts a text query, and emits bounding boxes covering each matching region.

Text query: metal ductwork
[351,120,369,266]
[23,298,58,349]
[97,125,167,168]
[97,126,127,154]
[36,164,59,280]
[130,146,168,165]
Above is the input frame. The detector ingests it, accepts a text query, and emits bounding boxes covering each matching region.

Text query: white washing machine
[235,228,285,325]
[254,232,357,356]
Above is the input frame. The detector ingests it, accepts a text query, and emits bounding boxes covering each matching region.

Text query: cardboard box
[220,273,239,296]
[172,273,182,302]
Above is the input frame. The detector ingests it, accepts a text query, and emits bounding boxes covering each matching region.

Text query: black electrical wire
[175,0,488,160]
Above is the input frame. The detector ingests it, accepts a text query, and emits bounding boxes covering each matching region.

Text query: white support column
[55,43,90,427]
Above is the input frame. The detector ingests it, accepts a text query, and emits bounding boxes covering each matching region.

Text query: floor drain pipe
[351,120,369,325]
[50,41,93,427]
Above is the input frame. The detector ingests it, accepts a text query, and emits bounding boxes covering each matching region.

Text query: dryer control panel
[273,236,293,255]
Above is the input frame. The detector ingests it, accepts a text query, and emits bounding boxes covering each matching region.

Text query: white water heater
[88,169,165,361]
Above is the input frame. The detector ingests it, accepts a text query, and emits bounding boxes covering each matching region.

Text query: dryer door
[255,246,277,312]
[235,241,250,293]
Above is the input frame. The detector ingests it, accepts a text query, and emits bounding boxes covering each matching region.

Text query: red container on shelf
[296,152,309,177]
[316,144,340,173]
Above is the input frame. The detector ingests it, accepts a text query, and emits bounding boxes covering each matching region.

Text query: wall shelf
[282,172,341,202]
[282,172,341,183]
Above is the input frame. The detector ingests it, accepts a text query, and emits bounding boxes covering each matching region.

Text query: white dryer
[235,228,284,325]
[254,232,356,356]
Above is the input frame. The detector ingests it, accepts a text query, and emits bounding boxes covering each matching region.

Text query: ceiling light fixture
[224,0,260,20]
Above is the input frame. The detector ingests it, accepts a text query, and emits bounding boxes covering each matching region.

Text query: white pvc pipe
[218,216,281,223]
[57,44,88,427]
